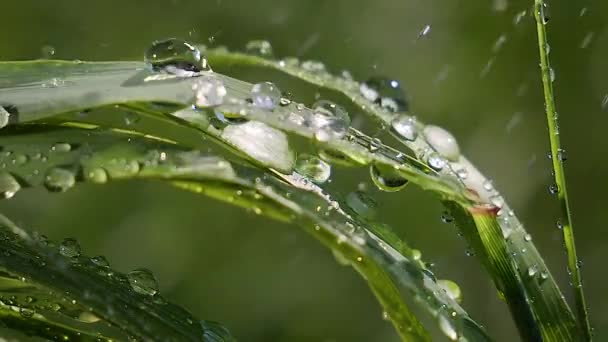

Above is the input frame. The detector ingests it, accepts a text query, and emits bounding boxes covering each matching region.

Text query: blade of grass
[532,1,591,339]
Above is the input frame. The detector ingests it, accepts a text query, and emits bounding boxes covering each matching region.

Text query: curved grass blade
[0,214,234,341]
[0,124,495,341]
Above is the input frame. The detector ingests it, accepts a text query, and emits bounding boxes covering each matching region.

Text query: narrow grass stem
[533,1,591,339]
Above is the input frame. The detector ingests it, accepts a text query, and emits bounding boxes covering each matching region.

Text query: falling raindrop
[370,163,408,192]
[251,82,282,110]
[294,154,331,184]
[59,238,81,258]
[424,125,460,161]
[360,77,409,112]
[127,268,159,296]
[417,25,431,39]
[144,38,210,75]
[193,76,227,108]
[390,115,418,141]
[245,40,274,57]
[44,168,76,192]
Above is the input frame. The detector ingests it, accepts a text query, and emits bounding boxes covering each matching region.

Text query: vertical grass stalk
[533,1,591,339]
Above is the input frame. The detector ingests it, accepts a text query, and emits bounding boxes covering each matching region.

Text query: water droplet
[427,153,447,171]
[370,163,408,192]
[540,2,551,24]
[418,24,431,39]
[540,271,549,280]
[19,307,35,318]
[301,60,326,73]
[245,40,273,57]
[360,77,409,112]
[513,10,528,26]
[557,148,567,162]
[251,82,281,110]
[84,167,108,184]
[390,115,418,141]
[524,234,532,242]
[440,211,454,223]
[382,311,390,321]
[59,238,81,258]
[51,142,72,153]
[0,106,10,129]
[411,249,422,260]
[456,169,468,180]
[41,45,56,59]
[144,38,209,75]
[346,191,378,219]
[91,256,110,268]
[44,168,76,192]
[528,264,539,277]
[193,76,227,108]
[424,125,460,161]
[294,154,331,184]
[576,260,583,269]
[548,183,559,195]
[128,268,159,296]
[0,172,21,199]
[483,180,494,191]
[438,313,458,340]
[312,100,351,125]
[438,279,462,303]
[124,112,140,126]
[556,220,563,230]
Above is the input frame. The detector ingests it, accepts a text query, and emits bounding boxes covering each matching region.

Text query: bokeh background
[1,0,607,340]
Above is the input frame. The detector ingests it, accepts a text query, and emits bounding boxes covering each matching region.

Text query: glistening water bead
[0,106,10,129]
[311,100,350,142]
[391,115,418,141]
[251,82,282,110]
[359,77,409,112]
[127,268,159,296]
[423,125,460,161]
[294,154,331,184]
[144,38,210,75]
[370,163,408,192]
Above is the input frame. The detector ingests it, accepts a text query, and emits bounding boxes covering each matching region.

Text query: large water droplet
[346,191,378,220]
[370,163,408,192]
[0,106,11,129]
[294,154,331,184]
[360,77,409,112]
[59,238,81,258]
[84,167,108,184]
[0,172,21,199]
[424,125,460,161]
[311,100,349,142]
[245,40,274,57]
[438,279,462,303]
[427,153,447,171]
[251,82,281,110]
[44,168,76,192]
[127,268,159,296]
[144,38,209,75]
[193,76,227,108]
[391,115,418,141]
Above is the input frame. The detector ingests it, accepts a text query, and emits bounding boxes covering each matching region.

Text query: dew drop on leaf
[390,115,418,141]
[427,153,447,171]
[59,238,82,258]
[294,154,331,184]
[19,307,35,318]
[0,172,21,199]
[44,168,76,192]
[423,125,460,161]
[370,163,408,192]
[84,167,109,184]
[438,313,458,341]
[360,77,409,112]
[91,255,110,268]
[251,82,282,110]
[127,268,159,296]
[51,142,72,153]
[312,100,351,125]
[437,279,462,303]
[144,38,210,75]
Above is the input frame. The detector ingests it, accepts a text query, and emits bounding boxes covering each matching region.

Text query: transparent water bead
[251,82,282,110]
[424,125,460,161]
[312,100,351,125]
[0,106,10,129]
[390,115,418,141]
[44,168,76,192]
[427,153,447,171]
[370,163,408,192]
[294,154,331,184]
[311,100,349,142]
[245,40,274,57]
[438,279,462,303]
[193,76,227,108]
[0,172,21,199]
[346,191,378,219]
[360,77,409,112]
[144,38,210,75]
[59,238,81,258]
[127,268,159,296]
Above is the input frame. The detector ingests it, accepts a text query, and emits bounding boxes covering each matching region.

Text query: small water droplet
[51,142,72,153]
[84,168,109,184]
[418,24,432,39]
[557,148,567,162]
[528,264,539,277]
[456,169,468,180]
[556,220,563,230]
[370,163,408,192]
[346,191,378,219]
[440,211,454,223]
[91,256,110,268]
[390,115,418,141]
[193,76,227,108]
[59,238,81,258]
[360,77,409,112]
[483,180,494,191]
[548,183,559,195]
[44,168,76,192]
[245,40,273,57]
[438,279,462,303]
[540,2,551,24]
[0,106,10,129]
[438,313,458,341]
[124,112,140,126]
[524,234,532,242]
[0,172,21,199]
[427,153,447,171]
[144,38,209,75]
[19,307,35,318]
[128,268,159,296]
[41,45,56,59]
[312,100,351,125]
[301,60,326,73]
[311,101,349,142]
[294,154,331,184]
[424,125,460,161]
[251,82,281,110]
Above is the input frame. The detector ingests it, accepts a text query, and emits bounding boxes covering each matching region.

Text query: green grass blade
[532,1,591,339]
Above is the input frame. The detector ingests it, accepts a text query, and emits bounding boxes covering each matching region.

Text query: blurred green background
[1,0,607,340]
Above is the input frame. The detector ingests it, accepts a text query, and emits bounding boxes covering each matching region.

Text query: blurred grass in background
[1,0,607,340]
